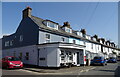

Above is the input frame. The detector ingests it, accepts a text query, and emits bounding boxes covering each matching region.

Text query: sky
[2,2,118,44]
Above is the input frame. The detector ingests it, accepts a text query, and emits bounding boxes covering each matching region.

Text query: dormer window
[76,31,83,37]
[65,27,72,33]
[47,22,58,29]
[86,35,91,40]
[43,20,58,30]
[62,22,72,33]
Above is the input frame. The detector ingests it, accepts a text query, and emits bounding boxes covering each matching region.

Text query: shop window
[61,56,65,60]
[61,50,64,55]
[69,55,73,60]
[69,52,72,55]
[61,50,65,61]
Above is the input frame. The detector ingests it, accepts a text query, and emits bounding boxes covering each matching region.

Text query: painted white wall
[46,47,58,67]
[69,38,84,45]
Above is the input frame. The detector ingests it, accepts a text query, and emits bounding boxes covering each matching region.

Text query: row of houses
[1,7,120,67]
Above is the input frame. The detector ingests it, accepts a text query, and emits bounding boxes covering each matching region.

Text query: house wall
[2,17,39,50]
[46,47,58,67]
[39,31,69,44]
[2,45,38,65]
[69,38,84,45]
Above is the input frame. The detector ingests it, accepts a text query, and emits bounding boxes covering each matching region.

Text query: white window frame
[5,41,9,47]
[47,21,58,30]
[62,37,65,42]
[20,35,23,42]
[10,40,13,46]
[73,40,76,44]
[45,34,50,43]
[65,27,72,33]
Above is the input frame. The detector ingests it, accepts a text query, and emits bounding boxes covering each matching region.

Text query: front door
[77,52,80,64]
[38,48,47,67]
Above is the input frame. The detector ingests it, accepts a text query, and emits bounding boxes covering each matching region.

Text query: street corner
[80,67,96,73]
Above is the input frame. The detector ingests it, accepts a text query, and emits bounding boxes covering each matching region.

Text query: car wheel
[101,63,105,66]
[105,63,107,65]
[6,65,10,70]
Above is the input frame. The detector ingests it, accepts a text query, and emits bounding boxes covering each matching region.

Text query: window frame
[43,21,58,30]
[20,35,23,42]
[45,34,50,43]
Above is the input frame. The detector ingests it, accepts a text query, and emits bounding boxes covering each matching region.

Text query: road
[1,62,120,77]
[79,63,119,75]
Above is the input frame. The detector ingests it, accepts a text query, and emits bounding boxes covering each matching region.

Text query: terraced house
[1,7,120,67]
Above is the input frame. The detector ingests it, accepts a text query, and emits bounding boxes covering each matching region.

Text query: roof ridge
[31,15,44,20]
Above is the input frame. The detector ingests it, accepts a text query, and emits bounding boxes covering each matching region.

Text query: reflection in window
[20,35,23,42]
[43,21,58,29]
[5,41,9,47]
[25,52,29,60]
[46,34,50,43]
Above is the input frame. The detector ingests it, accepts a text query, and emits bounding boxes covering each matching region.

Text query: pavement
[23,65,96,74]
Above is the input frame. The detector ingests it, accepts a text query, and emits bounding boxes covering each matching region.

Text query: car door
[2,58,8,67]
[2,58,6,67]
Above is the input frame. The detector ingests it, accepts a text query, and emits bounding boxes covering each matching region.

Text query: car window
[94,57,101,59]
[2,58,5,61]
[7,57,20,61]
[110,57,115,59]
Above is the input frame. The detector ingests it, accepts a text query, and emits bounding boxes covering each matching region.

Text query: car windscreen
[110,57,115,59]
[94,57,102,59]
[8,57,20,61]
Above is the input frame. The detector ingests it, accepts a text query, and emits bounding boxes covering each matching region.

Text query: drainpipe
[37,49,40,66]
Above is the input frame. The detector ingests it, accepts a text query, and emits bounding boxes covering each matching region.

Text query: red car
[2,56,23,69]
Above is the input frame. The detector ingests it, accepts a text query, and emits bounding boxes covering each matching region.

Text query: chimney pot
[62,21,71,28]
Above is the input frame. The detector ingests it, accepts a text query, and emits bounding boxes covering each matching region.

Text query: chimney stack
[62,22,71,28]
[101,38,105,44]
[93,34,98,40]
[22,6,32,19]
[80,29,86,34]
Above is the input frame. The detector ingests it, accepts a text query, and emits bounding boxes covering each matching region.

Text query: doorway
[77,52,80,64]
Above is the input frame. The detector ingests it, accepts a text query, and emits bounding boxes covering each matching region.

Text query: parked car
[2,56,23,69]
[91,56,107,66]
[117,56,120,61]
[107,57,117,63]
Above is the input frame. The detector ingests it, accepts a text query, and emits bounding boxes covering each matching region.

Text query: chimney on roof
[101,38,105,44]
[22,6,32,19]
[106,40,110,46]
[80,29,86,34]
[62,22,71,28]
[93,34,98,40]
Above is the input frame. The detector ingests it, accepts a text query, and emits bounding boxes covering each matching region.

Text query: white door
[38,48,47,67]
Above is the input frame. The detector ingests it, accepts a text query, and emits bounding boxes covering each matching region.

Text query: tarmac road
[1,61,120,77]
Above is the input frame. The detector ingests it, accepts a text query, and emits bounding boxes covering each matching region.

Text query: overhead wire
[85,0,100,29]
[80,2,92,30]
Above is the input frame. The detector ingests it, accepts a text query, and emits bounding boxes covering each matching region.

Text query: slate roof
[30,15,119,50]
